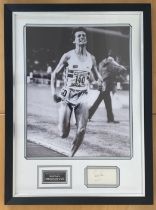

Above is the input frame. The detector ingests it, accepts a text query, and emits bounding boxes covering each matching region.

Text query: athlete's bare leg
[58,102,72,138]
[71,103,88,157]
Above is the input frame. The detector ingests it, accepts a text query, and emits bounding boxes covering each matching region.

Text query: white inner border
[13,12,144,197]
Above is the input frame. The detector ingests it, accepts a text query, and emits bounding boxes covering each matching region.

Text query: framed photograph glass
[5,4,153,204]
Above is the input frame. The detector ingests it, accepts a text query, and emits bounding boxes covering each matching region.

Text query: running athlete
[51,27,102,157]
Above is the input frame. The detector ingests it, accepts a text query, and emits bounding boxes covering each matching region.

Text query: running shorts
[59,87,88,107]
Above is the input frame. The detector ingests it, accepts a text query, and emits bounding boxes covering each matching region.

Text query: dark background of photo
[26,26,130,75]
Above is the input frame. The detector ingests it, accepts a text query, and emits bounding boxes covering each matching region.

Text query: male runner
[51,27,102,157]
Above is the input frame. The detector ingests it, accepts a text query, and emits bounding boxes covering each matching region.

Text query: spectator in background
[47,64,52,74]
[89,51,127,123]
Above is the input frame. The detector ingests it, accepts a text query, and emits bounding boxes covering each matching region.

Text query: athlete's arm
[111,59,127,72]
[99,59,106,76]
[91,55,103,82]
[51,53,69,100]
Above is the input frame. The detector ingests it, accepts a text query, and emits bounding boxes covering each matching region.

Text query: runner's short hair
[72,27,87,41]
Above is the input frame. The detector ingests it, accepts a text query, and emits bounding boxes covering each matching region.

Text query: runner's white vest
[64,50,93,90]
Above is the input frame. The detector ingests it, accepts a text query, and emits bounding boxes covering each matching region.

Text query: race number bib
[72,71,88,87]
[60,87,68,98]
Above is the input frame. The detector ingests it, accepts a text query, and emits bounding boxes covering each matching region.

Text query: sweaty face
[73,31,87,45]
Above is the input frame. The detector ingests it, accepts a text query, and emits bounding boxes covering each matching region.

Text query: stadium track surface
[26,84,130,158]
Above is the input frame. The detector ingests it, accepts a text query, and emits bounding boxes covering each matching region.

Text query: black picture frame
[4,3,153,205]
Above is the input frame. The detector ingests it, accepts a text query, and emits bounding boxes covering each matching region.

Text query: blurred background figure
[89,50,127,123]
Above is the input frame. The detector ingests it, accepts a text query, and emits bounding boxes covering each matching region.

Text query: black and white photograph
[26,25,131,158]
